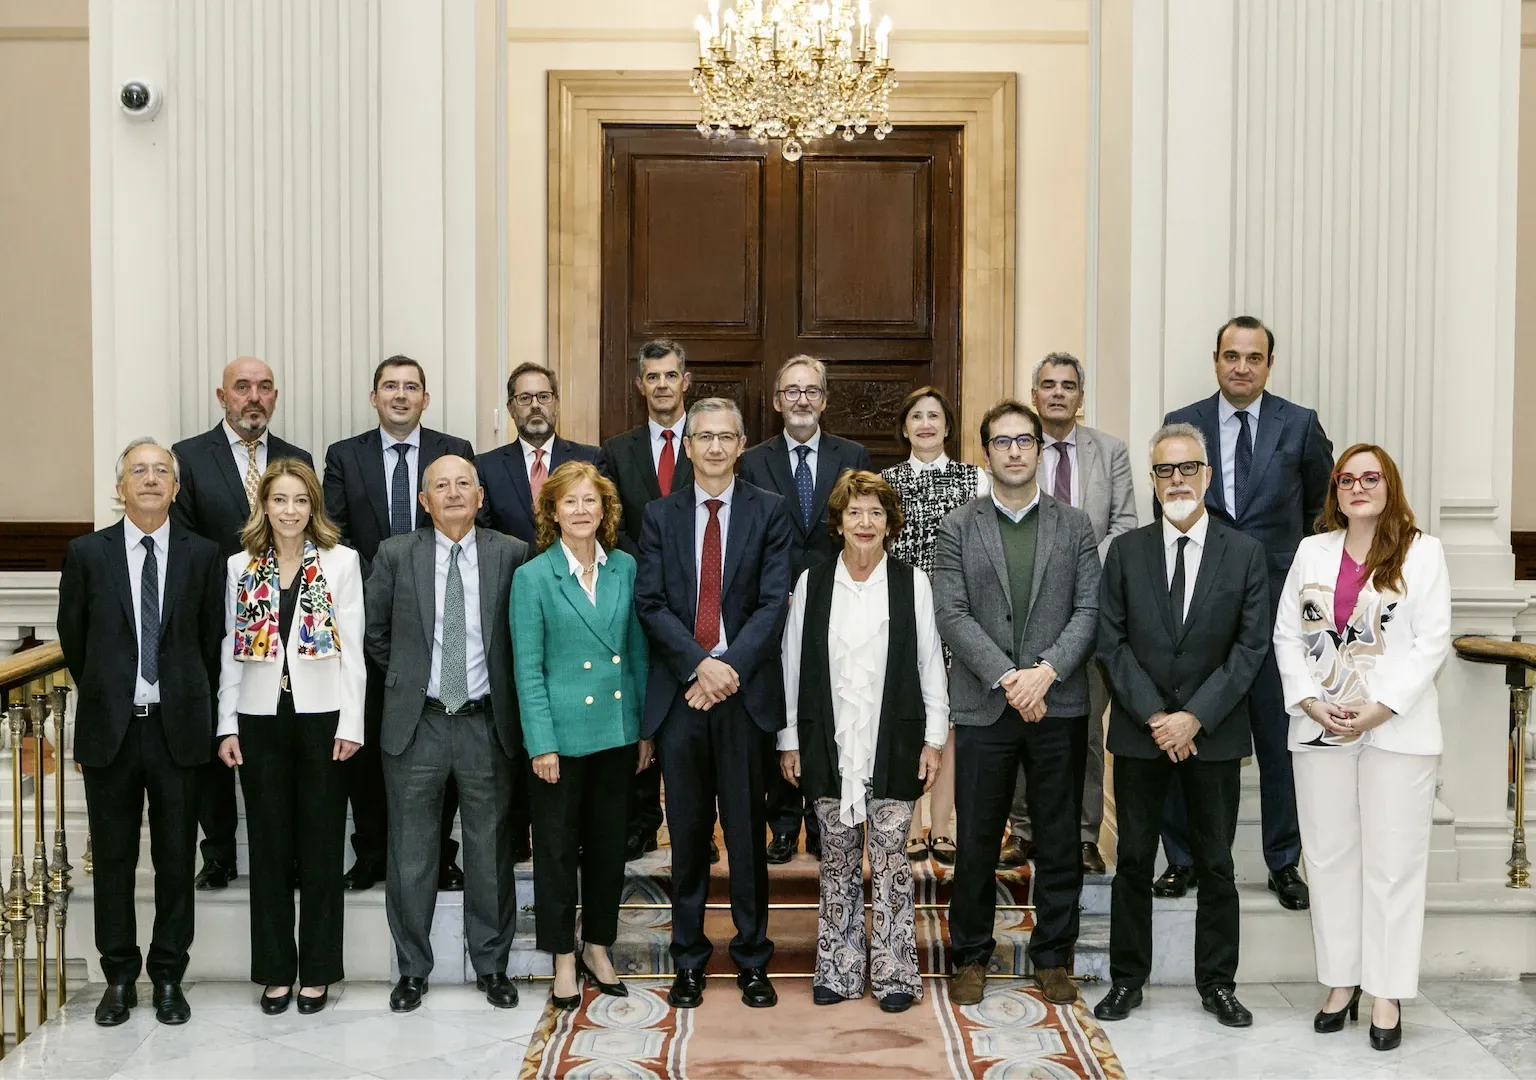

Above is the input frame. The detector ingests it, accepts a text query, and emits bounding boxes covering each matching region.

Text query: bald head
[419,454,482,540]
[217,356,278,439]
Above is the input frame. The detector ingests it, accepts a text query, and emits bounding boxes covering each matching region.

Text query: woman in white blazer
[1272,443,1451,1053]
[217,459,365,1015]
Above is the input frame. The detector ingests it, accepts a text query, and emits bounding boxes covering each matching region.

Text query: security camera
[119,80,162,121]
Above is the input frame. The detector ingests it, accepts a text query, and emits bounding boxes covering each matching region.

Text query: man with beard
[171,356,312,890]
[1093,423,1269,1028]
[476,361,605,861]
[739,356,872,863]
[322,355,474,892]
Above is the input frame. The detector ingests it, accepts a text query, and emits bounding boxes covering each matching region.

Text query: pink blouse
[1334,552,1369,632]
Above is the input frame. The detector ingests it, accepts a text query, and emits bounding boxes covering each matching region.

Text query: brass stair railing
[1453,635,1536,889]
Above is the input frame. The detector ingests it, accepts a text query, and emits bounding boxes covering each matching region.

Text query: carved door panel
[601,125,961,467]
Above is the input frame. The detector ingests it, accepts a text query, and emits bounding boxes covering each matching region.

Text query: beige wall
[1517,1,1536,530]
[0,0,90,521]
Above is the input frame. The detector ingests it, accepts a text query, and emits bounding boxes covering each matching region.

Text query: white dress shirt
[1217,393,1263,516]
[908,451,992,497]
[991,484,1041,524]
[561,539,608,605]
[778,555,950,826]
[124,516,170,705]
[694,482,733,656]
[381,425,422,523]
[223,420,267,480]
[428,528,491,701]
[520,438,554,482]
[1041,430,1080,508]
[1162,510,1210,622]
[648,416,687,474]
[785,427,822,482]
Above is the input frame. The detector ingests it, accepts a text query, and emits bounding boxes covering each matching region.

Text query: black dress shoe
[95,982,137,1026]
[738,967,777,1008]
[296,987,329,1014]
[806,834,822,860]
[261,987,293,1014]
[878,992,914,1014]
[1081,842,1107,875]
[1093,984,1143,1021]
[669,968,706,1009]
[1267,863,1311,910]
[153,981,191,1025]
[1152,864,1195,898]
[765,834,796,864]
[195,859,236,890]
[476,972,520,1008]
[1201,987,1253,1028]
[577,949,628,997]
[997,835,1033,869]
[709,837,720,864]
[812,985,847,1005]
[1314,987,1362,1033]
[438,860,466,891]
[342,857,383,891]
[1370,1000,1402,1051]
[390,976,428,1013]
[625,831,659,861]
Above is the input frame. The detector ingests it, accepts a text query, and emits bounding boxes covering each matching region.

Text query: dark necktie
[390,444,413,535]
[1169,535,1190,625]
[657,429,676,496]
[140,536,160,684]
[1053,442,1073,505]
[1233,410,1253,515]
[696,499,723,651]
[793,445,814,529]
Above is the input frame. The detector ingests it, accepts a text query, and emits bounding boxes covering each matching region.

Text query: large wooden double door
[600,125,962,467]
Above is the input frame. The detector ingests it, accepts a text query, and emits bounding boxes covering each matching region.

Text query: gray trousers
[384,706,516,979]
[1010,659,1108,843]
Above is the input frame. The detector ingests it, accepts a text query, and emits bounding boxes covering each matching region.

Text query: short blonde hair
[533,460,622,553]
[826,470,904,544]
[239,459,340,554]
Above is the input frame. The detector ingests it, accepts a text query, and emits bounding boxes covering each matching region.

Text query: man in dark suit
[738,355,873,862]
[635,397,793,1011]
[365,455,529,1013]
[1093,423,1271,1029]
[322,354,473,892]
[170,356,312,891]
[58,438,225,1027]
[602,339,695,861]
[932,401,1100,1008]
[1155,316,1334,911]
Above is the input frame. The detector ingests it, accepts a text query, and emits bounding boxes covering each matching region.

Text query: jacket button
[585,696,594,705]
[612,656,621,664]
[583,661,592,669]
[614,690,622,700]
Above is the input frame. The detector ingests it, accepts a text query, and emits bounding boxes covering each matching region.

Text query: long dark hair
[1315,443,1418,594]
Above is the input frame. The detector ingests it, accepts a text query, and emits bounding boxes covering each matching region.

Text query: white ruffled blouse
[779,554,949,826]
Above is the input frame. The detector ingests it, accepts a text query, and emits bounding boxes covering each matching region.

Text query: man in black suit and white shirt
[58,438,225,1027]
[738,355,873,863]
[1093,423,1271,1029]
[323,354,473,892]
[602,339,695,861]
[635,398,793,1011]
[170,356,312,890]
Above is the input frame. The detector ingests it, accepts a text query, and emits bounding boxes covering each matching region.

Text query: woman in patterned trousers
[778,471,949,1013]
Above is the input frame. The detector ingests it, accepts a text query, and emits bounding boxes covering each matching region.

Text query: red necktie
[530,448,547,500]
[695,499,723,651]
[657,430,676,496]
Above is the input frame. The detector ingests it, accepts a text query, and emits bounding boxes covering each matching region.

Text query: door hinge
[609,157,616,195]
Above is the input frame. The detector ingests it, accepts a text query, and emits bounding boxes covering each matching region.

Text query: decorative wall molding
[0,523,91,572]
[513,27,1085,45]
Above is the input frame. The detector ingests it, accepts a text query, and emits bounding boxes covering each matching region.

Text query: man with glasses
[1154,317,1334,912]
[933,400,1100,1007]
[477,361,605,862]
[1092,423,1270,1028]
[740,355,872,862]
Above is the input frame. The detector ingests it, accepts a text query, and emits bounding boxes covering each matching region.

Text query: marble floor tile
[1273,981,1328,1009]
[1234,983,1296,1010]
[271,1012,502,1073]
[1245,1011,1465,1068]
[1136,1040,1354,1079]
[1419,979,1536,1019]
[183,980,269,1009]
[115,1037,374,1080]
[371,1040,530,1080]
[1087,1015,1241,1071]
[430,997,549,1043]
[1361,1035,1516,1079]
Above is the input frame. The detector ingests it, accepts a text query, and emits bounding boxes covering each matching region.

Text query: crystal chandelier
[691,0,896,162]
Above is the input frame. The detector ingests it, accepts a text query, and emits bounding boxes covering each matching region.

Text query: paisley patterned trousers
[812,795,922,1000]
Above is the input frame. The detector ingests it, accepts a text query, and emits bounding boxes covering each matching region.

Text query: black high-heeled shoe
[550,980,582,1011]
[1313,986,1362,1033]
[577,947,629,998]
[260,986,293,1015]
[1370,998,1402,1051]
[296,986,329,1014]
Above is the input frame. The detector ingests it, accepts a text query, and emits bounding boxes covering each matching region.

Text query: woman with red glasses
[1271,444,1451,1054]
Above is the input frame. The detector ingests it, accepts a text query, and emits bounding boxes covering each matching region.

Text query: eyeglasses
[1335,472,1383,491]
[1152,461,1207,478]
[988,434,1038,453]
[126,464,173,479]
[687,431,741,447]
[777,386,824,403]
[512,391,555,407]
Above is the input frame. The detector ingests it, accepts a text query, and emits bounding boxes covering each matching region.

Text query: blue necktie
[390,444,413,535]
[793,445,814,530]
[1233,411,1253,516]
[140,536,160,684]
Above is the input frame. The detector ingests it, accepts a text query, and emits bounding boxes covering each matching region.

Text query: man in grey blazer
[1004,353,1139,875]
[365,455,530,1013]
[933,401,1101,1007]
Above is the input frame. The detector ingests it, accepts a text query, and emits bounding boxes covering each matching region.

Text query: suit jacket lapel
[976,500,1012,608]
[1145,527,1180,642]
[1076,428,1101,515]
[413,530,437,646]
[810,436,842,527]
[503,445,535,523]
[413,431,438,529]
[631,429,663,502]
[1027,496,1059,613]
[763,437,803,537]
[361,430,392,537]
[676,494,699,619]
[1195,396,1227,519]
[720,485,749,599]
[554,551,621,653]
[1242,392,1284,516]
[105,522,136,629]
[158,531,190,639]
[477,530,504,647]
[209,426,251,514]
[1178,523,1225,642]
[549,437,573,472]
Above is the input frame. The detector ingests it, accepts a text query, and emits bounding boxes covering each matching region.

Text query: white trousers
[1292,745,1437,1000]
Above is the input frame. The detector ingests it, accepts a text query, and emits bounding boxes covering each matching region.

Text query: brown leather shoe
[950,963,987,1006]
[1081,842,1107,875]
[997,835,1033,869]
[1034,966,1078,1004]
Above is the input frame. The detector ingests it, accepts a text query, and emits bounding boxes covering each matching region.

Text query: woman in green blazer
[511,460,649,1010]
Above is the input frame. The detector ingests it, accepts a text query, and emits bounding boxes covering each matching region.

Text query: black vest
[794,556,926,804]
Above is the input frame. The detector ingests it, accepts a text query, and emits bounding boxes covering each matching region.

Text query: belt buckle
[132,703,151,718]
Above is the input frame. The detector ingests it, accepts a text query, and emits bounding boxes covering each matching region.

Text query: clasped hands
[1306,699,1392,740]
[1000,663,1055,722]
[1148,711,1200,762]
[686,656,739,711]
